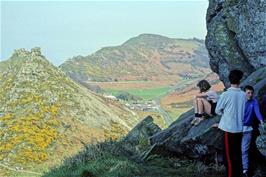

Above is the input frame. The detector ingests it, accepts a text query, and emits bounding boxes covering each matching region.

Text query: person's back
[217,87,246,132]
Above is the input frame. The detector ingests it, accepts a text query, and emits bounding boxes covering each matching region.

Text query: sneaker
[194,118,204,126]
[242,170,248,177]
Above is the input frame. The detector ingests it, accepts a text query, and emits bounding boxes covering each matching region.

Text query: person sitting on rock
[241,85,264,177]
[191,79,218,125]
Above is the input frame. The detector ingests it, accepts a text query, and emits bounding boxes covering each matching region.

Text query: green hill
[0,48,141,175]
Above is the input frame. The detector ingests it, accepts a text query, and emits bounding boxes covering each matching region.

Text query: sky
[1,0,209,66]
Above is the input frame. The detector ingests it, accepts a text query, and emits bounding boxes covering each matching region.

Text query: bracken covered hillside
[60,34,211,82]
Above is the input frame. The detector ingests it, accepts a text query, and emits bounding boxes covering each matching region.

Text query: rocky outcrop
[123,110,223,162]
[147,109,223,163]
[206,0,266,87]
[126,109,265,176]
[123,116,161,154]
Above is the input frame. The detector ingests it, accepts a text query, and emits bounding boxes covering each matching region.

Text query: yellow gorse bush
[0,93,60,164]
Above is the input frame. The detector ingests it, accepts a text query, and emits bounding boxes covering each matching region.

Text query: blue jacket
[244,98,264,126]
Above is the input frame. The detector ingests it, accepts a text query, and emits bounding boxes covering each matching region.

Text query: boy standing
[215,70,246,177]
[242,85,264,177]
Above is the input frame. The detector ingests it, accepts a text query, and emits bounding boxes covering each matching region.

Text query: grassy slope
[0,49,142,174]
[42,141,224,177]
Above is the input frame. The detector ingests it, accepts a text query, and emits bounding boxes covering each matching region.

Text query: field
[91,80,176,90]
[105,86,171,101]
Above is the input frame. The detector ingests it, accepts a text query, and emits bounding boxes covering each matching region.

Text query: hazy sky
[1,1,209,66]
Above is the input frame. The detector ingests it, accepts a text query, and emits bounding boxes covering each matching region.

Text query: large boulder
[148,109,223,162]
[122,113,223,163]
[206,0,266,87]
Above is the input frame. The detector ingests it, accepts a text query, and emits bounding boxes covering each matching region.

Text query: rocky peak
[12,47,43,59]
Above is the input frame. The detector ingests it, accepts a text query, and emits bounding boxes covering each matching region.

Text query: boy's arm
[215,94,226,115]
[254,99,264,123]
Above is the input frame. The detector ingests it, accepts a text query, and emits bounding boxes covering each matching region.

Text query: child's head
[244,85,254,100]
[229,69,243,85]
[197,80,211,93]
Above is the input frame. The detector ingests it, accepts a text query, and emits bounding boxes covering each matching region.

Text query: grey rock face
[206,0,266,87]
[123,116,161,152]
[149,109,223,162]
[240,67,266,118]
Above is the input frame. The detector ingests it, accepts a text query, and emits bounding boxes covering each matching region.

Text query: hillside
[60,34,211,83]
[0,48,141,175]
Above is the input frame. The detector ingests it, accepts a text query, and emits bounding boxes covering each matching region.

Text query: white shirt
[216,87,246,133]
[206,90,218,103]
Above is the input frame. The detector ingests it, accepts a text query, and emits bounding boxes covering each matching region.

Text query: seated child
[191,79,218,125]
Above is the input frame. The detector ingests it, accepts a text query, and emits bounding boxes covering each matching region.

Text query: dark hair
[229,70,243,84]
[244,85,254,92]
[197,80,211,92]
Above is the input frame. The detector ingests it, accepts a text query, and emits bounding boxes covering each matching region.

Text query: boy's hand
[260,121,265,133]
